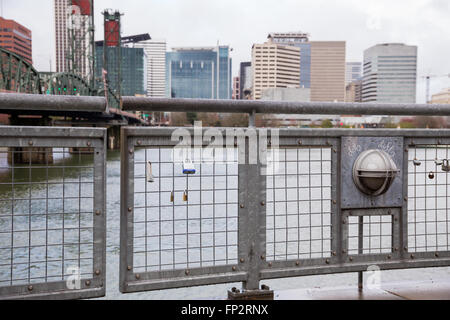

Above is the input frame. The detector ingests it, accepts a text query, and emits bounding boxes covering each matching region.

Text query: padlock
[442,160,450,172]
[183,190,188,202]
[170,192,174,202]
[146,161,155,183]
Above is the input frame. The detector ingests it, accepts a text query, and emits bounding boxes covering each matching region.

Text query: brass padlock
[183,190,188,202]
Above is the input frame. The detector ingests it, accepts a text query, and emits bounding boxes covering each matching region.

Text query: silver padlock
[442,160,450,172]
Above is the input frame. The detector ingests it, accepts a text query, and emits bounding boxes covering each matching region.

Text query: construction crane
[421,74,450,103]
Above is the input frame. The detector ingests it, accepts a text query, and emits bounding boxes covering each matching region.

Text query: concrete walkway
[274,279,450,300]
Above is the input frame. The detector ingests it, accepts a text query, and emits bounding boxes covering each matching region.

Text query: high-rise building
[239,61,252,99]
[0,17,32,64]
[54,0,93,78]
[362,43,417,103]
[232,76,240,99]
[268,32,310,88]
[95,45,146,96]
[166,46,232,99]
[251,40,300,100]
[431,88,450,104]
[310,41,346,102]
[267,33,346,102]
[346,62,362,85]
[134,39,166,98]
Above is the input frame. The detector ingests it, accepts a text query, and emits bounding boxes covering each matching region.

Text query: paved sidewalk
[274,279,450,300]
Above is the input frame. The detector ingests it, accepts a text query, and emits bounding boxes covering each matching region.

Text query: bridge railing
[1,94,450,299]
[0,127,107,300]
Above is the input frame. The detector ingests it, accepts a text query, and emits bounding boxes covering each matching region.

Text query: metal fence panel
[0,127,106,300]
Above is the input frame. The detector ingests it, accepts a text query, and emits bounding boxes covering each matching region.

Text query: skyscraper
[0,17,32,64]
[232,76,240,99]
[54,0,94,79]
[362,43,417,103]
[134,39,166,98]
[346,62,362,85]
[251,39,300,100]
[310,41,346,102]
[166,46,232,99]
[267,32,346,102]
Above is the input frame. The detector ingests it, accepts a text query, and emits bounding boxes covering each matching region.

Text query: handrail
[121,96,450,116]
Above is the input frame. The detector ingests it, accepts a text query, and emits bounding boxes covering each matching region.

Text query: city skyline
[1,0,449,102]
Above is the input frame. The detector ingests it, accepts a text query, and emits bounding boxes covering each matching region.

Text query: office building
[268,32,310,89]
[362,43,417,103]
[166,46,232,99]
[310,41,346,102]
[95,45,146,96]
[0,17,32,64]
[346,62,362,85]
[251,40,300,100]
[54,0,92,77]
[239,61,252,99]
[431,88,450,104]
[345,79,362,102]
[268,32,346,102]
[134,39,166,98]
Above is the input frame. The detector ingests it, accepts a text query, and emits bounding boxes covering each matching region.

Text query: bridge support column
[8,147,53,165]
[107,126,121,150]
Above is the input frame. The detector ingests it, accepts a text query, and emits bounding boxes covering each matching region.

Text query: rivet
[332,251,337,256]
[95,270,101,276]
[127,266,132,271]
[28,141,33,146]
[404,247,408,252]
[85,280,91,286]
[240,204,245,209]
[135,274,140,280]
[411,254,415,259]
[128,207,133,213]
[388,209,392,214]
[435,252,440,258]
[28,285,33,291]
[95,210,101,216]
[342,219,347,225]
[394,247,398,252]
[404,197,408,202]
[268,262,273,267]
[296,261,300,266]
[240,258,245,263]
[342,249,347,254]
[261,255,266,260]
[298,140,302,145]
[394,217,398,222]
[333,149,337,153]
[261,201,265,206]
[185,270,190,276]
[349,257,353,262]
[87,141,91,147]
[387,255,392,260]
[333,200,337,205]
[429,172,435,180]
[325,259,330,264]
[137,140,142,146]
[232,266,237,272]
[129,149,134,154]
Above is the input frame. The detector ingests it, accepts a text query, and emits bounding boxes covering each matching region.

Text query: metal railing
[0,127,107,300]
[1,94,450,299]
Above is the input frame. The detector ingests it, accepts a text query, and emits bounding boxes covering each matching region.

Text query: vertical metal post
[358,215,364,291]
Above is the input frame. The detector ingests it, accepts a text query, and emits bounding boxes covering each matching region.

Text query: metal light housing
[352,149,399,196]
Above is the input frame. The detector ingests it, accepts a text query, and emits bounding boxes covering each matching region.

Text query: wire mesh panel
[347,216,393,255]
[265,147,332,262]
[132,147,239,272]
[0,127,106,300]
[120,128,247,293]
[408,144,450,253]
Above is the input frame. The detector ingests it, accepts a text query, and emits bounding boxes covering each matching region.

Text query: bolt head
[240,204,244,209]
[95,270,101,276]
[261,255,266,260]
[232,266,237,272]
[28,285,33,291]
[240,258,245,263]
[298,140,302,145]
[135,274,140,280]
[87,141,91,147]
[268,262,273,267]
[28,141,33,146]
[129,149,134,154]
[137,140,142,145]
[185,270,190,276]
[85,280,91,286]
[261,201,265,206]
[296,261,300,266]
[128,207,133,213]
[127,266,132,271]
[95,210,101,216]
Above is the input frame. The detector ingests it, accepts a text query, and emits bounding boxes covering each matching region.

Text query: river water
[1,149,450,299]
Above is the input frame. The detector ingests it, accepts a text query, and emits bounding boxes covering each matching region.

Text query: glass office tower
[166,46,232,99]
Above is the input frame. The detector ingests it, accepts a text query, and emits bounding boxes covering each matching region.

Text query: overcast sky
[2,0,450,102]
